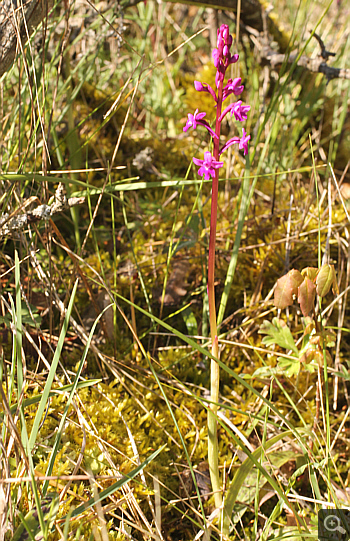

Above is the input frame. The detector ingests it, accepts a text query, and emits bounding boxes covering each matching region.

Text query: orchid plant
[183,24,250,513]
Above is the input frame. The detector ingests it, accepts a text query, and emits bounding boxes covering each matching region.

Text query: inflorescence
[183,24,250,180]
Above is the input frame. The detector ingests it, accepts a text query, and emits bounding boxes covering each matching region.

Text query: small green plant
[259,264,337,375]
[258,263,337,452]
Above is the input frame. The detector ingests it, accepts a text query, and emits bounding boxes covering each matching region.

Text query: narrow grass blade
[28,280,78,450]
[15,251,23,400]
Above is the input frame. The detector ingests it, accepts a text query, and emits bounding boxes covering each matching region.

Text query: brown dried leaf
[179,462,211,502]
[159,259,189,305]
[274,269,303,309]
[297,277,316,316]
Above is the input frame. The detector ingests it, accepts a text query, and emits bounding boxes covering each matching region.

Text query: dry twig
[262,47,350,82]
[0,183,85,238]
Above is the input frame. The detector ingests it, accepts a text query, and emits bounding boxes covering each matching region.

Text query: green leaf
[276,356,301,377]
[231,450,303,524]
[259,318,298,356]
[332,367,350,380]
[0,314,11,327]
[182,306,198,336]
[29,280,78,450]
[251,366,282,379]
[301,267,318,281]
[316,264,336,298]
[43,305,110,495]
[20,303,42,327]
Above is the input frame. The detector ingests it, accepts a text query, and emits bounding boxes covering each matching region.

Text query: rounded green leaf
[316,264,336,298]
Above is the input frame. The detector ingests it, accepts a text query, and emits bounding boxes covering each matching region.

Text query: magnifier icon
[324,514,347,535]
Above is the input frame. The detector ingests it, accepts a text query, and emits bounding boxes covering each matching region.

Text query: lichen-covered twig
[262,47,350,82]
[0,183,85,238]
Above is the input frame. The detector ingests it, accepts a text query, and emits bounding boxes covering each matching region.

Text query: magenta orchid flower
[219,129,251,156]
[222,78,244,100]
[192,151,223,180]
[230,101,250,122]
[239,128,251,155]
[194,81,218,102]
[183,109,206,131]
[219,100,251,123]
[183,109,218,139]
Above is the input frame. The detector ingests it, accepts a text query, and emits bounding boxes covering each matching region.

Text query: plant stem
[208,335,222,510]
